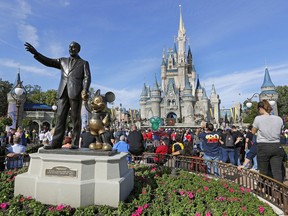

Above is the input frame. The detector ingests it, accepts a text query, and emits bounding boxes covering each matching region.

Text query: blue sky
[0,0,287,110]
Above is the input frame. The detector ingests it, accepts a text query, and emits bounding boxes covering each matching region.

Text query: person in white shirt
[39,131,45,144]
[6,136,26,169]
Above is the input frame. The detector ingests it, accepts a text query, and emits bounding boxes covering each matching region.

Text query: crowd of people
[0,100,287,183]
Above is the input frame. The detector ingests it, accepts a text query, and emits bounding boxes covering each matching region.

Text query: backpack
[172,142,184,153]
[225,134,234,147]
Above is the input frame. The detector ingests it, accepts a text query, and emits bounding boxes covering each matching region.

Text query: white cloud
[17,23,39,47]
[46,41,65,57]
[88,57,160,109]
[203,63,288,108]
[103,58,159,81]
[61,0,70,7]
[0,58,55,77]
[90,83,141,109]
[0,0,40,47]
[15,0,32,19]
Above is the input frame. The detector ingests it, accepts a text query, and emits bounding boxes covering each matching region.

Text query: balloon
[152,123,159,130]
[149,116,162,130]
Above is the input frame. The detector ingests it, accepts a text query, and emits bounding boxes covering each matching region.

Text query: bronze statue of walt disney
[25,41,91,149]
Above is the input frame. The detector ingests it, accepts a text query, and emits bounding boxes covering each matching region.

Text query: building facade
[140,7,221,126]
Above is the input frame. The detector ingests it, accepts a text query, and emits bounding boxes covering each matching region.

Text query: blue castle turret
[259,67,278,115]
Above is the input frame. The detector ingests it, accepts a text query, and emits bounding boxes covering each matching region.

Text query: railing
[0,154,30,171]
[1,149,287,214]
[137,153,288,215]
[0,143,42,171]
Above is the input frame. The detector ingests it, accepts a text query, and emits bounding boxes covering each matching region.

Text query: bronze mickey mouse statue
[84,89,115,151]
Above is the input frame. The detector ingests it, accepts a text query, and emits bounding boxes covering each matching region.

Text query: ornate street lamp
[52,104,57,111]
[11,71,27,129]
[245,93,275,108]
[51,104,57,127]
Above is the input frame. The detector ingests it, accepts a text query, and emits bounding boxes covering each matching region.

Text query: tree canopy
[0,79,13,116]
[276,85,288,128]
[242,101,258,125]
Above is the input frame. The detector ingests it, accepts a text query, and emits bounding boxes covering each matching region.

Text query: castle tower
[187,46,196,92]
[201,87,209,121]
[161,50,167,93]
[210,84,220,124]
[140,83,148,119]
[259,67,278,115]
[182,75,195,123]
[150,76,161,117]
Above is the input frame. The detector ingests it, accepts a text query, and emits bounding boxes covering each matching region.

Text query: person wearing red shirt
[142,130,148,141]
[146,129,153,141]
[184,129,193,143]
[154,137,169,164]
[171,130,177,142]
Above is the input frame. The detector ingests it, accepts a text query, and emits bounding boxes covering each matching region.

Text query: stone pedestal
[14,149,134,208]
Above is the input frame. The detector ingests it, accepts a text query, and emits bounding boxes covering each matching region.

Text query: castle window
[167,99,171,106]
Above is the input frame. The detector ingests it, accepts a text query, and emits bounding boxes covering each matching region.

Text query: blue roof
[261,67,275,88]
[24,103,53,111]
[152,75,160,91]
[202,87,208,99]
[195,78,201,90]
[166,78,179,95]
[140,83,148,96]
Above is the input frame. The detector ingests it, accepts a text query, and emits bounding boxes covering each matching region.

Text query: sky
[0,0,287,110]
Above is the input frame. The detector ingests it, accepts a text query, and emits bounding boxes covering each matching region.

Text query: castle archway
[166,112,177,119]
[31,121,39,133]
[166,112,177,126]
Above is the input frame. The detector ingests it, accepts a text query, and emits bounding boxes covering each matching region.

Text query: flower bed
[0,165,276,215]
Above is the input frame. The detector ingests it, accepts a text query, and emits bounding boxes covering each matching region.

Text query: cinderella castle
[140,7,221,126]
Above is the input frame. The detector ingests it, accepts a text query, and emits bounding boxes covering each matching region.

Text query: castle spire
[177,5,186,64]
[140,83,148,96]
[202,87,208,100]
[195,75,201,90]
[211,84,217,95]
[152,74,159,91]
[178,5,186,34]
[261,66,275,88]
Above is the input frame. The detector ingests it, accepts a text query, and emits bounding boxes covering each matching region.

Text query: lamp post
[11,71,27,130]
[245,93,275,108]
[52,104,57,126]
